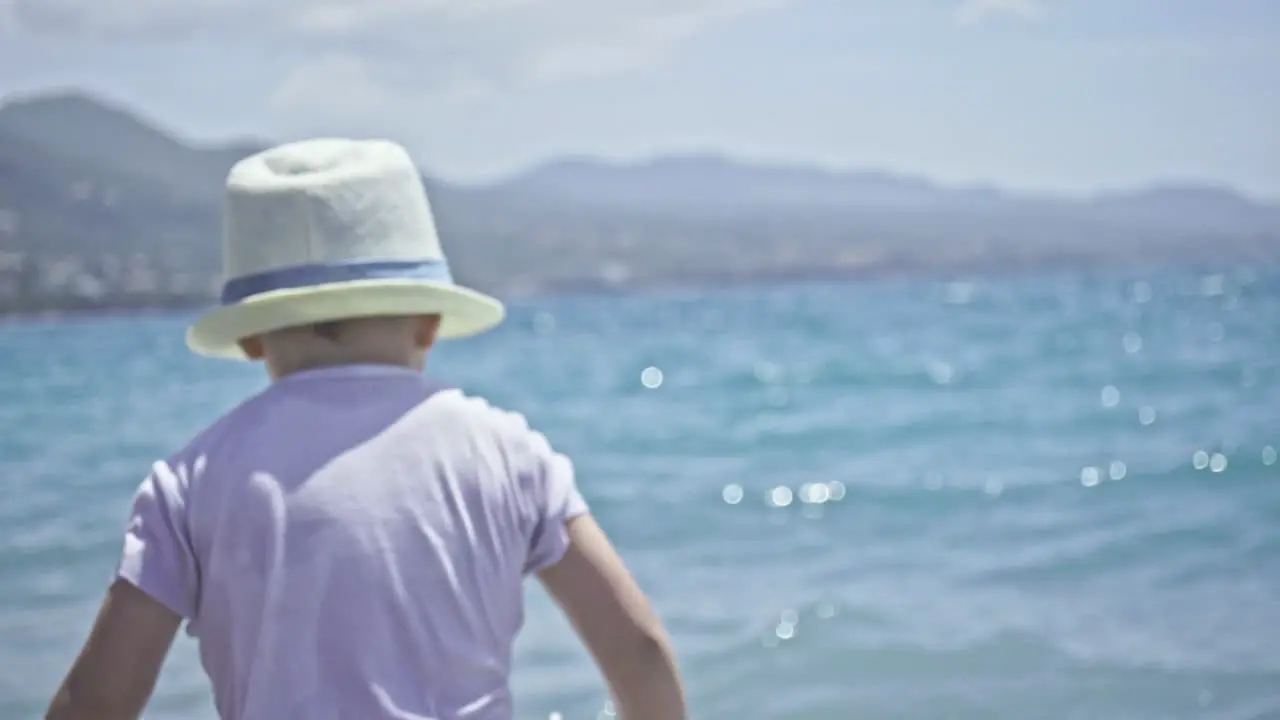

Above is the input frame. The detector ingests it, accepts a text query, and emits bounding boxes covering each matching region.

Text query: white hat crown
[186,138,504,359]
[220,138,451,303]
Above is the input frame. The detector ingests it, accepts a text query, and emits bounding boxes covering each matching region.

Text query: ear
[414,315,442,350]
[237,336,265,360]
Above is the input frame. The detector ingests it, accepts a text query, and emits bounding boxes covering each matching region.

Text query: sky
[0,0,1277,198]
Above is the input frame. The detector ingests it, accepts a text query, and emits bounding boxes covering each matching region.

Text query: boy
[45,139,686,719]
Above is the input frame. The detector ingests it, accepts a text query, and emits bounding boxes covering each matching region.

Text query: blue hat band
[220,259,454,305]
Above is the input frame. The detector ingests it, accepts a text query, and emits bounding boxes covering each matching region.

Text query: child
[46,139,686,720]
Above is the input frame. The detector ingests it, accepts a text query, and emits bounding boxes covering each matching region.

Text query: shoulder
[157,386,281,480]
[420,389,571,496]
[421,388,545,448]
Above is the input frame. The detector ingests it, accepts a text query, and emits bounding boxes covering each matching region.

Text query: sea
[1,269,1278,720]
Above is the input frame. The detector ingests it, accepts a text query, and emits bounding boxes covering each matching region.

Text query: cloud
[268,54,396,120]
[11,0,790,85]
[955,0,1043,26]
[266,51,495,122]
[518,0,788,82]
[9,0,791,141]
[12,0,262,38]
[0,0,17,34]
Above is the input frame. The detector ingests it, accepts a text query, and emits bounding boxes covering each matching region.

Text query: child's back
[46,139,685,720]
[139,365,575,718]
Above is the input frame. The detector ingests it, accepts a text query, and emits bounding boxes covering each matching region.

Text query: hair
[253,315,439,379]
[309,320,351,342]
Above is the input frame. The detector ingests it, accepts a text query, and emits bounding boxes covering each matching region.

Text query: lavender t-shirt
[116,364,588,719]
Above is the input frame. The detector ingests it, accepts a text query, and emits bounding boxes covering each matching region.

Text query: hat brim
[186,279,506,360]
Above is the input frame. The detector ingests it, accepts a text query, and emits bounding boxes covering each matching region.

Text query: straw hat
[187,138,505,359]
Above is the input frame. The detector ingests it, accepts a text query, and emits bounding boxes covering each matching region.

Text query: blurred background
[1,1,1278,718]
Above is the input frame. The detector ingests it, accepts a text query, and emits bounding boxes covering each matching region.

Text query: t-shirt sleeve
[520,427,589,574]
[116,460,200,619]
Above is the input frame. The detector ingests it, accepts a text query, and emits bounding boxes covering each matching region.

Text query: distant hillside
[0,91,262,201]
[501,155,1012,215]
[499,155,1280,236]
[0,90,1277,313]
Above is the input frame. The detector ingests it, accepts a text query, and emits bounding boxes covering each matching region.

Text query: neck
[268,352,423,381]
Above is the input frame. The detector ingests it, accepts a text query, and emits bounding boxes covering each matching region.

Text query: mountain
[498,153,1126,225]
[0,90,1277,313]
[497,155,983,212]
[499,155,1280,235]
[1087,184,1280,236]
[0,91,260,198]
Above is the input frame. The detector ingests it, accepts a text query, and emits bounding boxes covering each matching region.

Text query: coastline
[3,257,1270,327]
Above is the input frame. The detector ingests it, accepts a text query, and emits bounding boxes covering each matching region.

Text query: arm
[538,515,687,720]
[505,409,686,718]
[46,579,182,720]
[48,460,200,719]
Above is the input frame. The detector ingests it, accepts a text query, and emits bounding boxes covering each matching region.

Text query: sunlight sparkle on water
[722,484,744,505]
[799,482,831,504]
[640,366,663,389]
[1209,453,1228,473]
[768,486,794,508]
[1123,332,1143,354]
[927,360,955,385]
[753,361,783,384]
[1101,385,1121,408]
[775,609,799,640]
